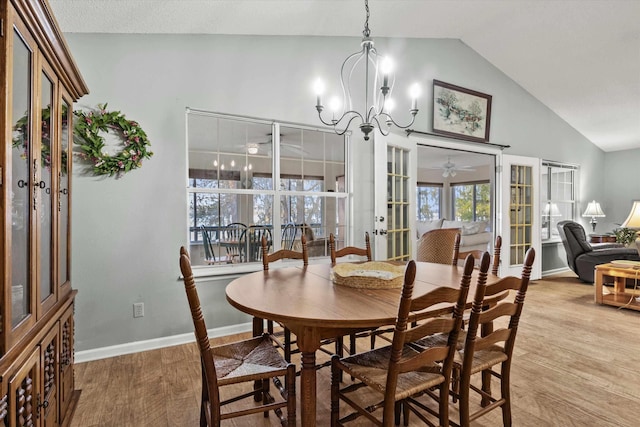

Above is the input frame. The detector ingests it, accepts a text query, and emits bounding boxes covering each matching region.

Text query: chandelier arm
[371,116,391,136]
[317,109,364,129]
[379,110,419,130]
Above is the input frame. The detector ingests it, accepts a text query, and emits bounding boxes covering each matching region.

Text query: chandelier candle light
[314,0,420,141]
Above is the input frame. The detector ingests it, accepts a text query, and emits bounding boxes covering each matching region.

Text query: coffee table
[594,262,640,311]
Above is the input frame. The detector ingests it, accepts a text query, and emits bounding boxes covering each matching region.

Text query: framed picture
[432,80,492,143]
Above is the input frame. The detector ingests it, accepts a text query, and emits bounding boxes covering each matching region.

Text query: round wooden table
[226,262,497,426]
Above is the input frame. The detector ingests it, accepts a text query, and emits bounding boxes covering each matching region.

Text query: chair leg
[200,362,209,427]
[262,378,270,418]
[330,356,341,426]
[394,401,402,426]
[501,363,512,427]
[439,382,449,427]
[458,371,472,427]
[481,369,492,407]
[284,328,292,362]
[369,331,375,350]
[286,364,296,427]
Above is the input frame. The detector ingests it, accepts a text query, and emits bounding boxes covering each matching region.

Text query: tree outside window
[452,181,490,221]
[417,183,442,220]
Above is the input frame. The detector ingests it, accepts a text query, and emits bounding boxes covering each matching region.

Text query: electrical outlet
[133,302,144,318]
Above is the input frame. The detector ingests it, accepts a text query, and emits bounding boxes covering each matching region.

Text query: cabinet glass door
[10,29,33,328]
[40,71,55,304]
[59,99,71,287]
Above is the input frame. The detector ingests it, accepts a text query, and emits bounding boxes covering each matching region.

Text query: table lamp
[621,201,640,229]
[582,200,605,232]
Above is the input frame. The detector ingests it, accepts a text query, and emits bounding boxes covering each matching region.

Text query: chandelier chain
[363,0,370,37]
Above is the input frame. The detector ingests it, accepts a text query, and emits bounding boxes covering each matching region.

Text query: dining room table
[225,261,500,426]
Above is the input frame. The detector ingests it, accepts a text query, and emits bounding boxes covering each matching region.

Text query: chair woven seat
[336,345,445,401]
[331,255,485,426]
[214,335,291,384]
[179,246,296,426]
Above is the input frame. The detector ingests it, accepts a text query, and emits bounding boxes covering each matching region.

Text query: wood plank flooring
[70,272,640,426]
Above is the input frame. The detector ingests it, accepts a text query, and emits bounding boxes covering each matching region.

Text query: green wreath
[74,104,153,176]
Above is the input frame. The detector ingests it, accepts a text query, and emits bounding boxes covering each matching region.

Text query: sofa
[557,220,640,283]
[416,218,493,252]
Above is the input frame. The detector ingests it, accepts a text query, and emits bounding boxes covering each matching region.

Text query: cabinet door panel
[42,326,59,427]
[59,306,74,422]
[9,349,40,427]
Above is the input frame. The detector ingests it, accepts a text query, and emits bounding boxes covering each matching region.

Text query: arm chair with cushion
[178,247,296,426]
[557,220,640,282]
[416,228,461,265]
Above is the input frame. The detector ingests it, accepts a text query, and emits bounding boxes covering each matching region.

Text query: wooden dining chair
[329,232,373,356]
[410,248,535,426]
[454,247,534,426]
[261,234,308,363]
[416,228,461,265]
[329,232,372,265]
[453,234,502,275]
[330,256,476,426]
[178,247,296,426]
[281,223,298,251]
[200,226,230,265]
[221,222,246,263]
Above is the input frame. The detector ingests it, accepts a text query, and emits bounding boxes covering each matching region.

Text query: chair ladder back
[330,232,372,265]
[463,248,535,369]
[179,249,220,421]
[262,235,308,271]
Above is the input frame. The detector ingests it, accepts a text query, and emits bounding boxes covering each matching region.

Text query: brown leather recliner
[557,220,640,282]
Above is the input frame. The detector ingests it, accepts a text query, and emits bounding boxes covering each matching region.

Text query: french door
[373,132,417,260]
[499,154,541,279]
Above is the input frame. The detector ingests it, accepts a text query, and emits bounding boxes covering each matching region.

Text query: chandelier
[314,0,420,141]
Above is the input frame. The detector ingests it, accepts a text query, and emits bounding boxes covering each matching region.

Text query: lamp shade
[582,200,605,218]
[543,202,562,217]
[621,201,640,228]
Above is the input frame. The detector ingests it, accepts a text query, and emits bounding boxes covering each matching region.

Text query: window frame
[541,160,578,242]
[186,109,350,272]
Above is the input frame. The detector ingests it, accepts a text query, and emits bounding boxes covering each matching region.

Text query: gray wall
[601,149,640,231]
[65,33,605,352]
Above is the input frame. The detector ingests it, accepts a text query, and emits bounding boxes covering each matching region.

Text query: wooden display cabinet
[1,0,89,425]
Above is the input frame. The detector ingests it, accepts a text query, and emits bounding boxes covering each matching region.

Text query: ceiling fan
[429,156,476,178]
[240,134,307,156]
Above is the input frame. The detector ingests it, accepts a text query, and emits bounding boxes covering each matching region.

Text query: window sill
[188,257,332,280]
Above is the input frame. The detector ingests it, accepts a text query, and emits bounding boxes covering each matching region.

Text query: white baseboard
[75,322,253,364]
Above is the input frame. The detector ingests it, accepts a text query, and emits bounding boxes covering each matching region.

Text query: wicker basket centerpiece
[332,261,405,289]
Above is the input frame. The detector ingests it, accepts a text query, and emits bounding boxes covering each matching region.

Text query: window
[541,161,578,241]
[451,181,490,221]
[186,110,348,266]
[417,183,442,220]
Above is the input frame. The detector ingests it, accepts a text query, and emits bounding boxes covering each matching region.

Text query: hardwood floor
[70,272,640,426]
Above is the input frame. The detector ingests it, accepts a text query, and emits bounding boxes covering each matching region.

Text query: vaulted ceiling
[49,0,640,152]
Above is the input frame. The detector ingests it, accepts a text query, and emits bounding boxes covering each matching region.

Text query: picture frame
[432,80,492,143]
